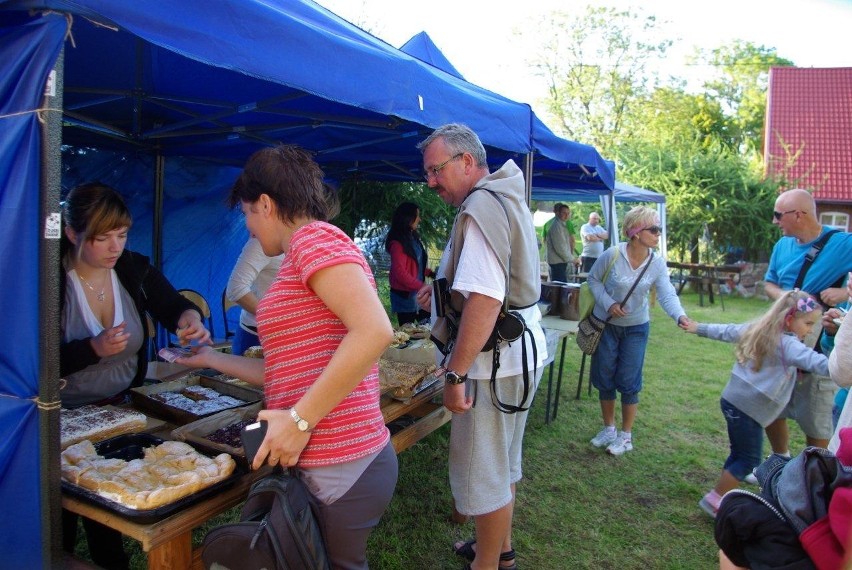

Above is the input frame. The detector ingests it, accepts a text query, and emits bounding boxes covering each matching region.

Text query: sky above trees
[316,0,852,117]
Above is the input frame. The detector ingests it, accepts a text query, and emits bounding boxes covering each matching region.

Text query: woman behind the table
[385,201,433,326]
[60,182,210,568]
[587,206,690,456]
[178,145,398,569]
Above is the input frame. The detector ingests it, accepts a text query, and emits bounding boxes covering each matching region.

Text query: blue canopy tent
[0,1,615,566]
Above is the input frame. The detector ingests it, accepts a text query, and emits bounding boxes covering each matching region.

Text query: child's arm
[784,336,830,378]
[688,322,744,343]
[684,319,699,334]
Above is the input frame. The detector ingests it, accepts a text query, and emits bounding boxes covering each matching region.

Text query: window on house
[819,212,849,231]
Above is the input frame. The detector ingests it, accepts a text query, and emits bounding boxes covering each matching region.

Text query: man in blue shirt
[764,188,852,451]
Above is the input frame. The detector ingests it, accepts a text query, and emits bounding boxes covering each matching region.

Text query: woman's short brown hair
[228,145,339,222]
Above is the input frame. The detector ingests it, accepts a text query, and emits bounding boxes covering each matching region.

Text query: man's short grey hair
[417,123,488,167]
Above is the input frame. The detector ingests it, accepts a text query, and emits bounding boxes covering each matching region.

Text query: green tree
[696,41,793,152]
[628,87,732,150]
[525,6,789,261]
[614,139,781,262]
[334,179,455,257]
[525,5,672,153]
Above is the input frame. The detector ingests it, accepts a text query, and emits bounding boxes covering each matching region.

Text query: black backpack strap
[793,229,840,291]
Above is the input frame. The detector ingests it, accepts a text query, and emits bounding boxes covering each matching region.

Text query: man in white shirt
[580,212,609,273]
[415,123,546,570]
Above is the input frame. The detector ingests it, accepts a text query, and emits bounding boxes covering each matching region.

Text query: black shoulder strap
[793,229,840,291]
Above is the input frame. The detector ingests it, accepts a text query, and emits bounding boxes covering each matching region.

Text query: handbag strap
[600,247,619,282]
[604,251,654,323]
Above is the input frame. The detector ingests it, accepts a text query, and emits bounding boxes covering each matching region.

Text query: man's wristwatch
[444,370,468,385]
[290,407,311,432]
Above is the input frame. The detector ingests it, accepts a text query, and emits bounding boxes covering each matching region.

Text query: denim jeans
[232,324,259,357]
[720,397,764,480]
[590,321,649,404]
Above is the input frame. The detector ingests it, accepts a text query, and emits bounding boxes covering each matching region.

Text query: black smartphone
[240,420,268,468]
[433,277,448,318]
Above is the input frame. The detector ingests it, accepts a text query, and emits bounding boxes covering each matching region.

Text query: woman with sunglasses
[586,206,690,456]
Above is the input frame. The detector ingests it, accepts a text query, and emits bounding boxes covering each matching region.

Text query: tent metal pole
[523,153,533,205]
[153,154,165,270]
[39,47,64,570]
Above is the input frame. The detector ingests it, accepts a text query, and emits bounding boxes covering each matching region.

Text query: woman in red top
[180,145,397,569]
[385,201,433,326]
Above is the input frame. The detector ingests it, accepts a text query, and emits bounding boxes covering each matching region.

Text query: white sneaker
[744,472,758,485]
[698,496,718,519]
[590,427,617,448]
[606,433,633,456]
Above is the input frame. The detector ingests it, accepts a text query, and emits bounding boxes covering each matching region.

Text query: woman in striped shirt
[180,145,397,569]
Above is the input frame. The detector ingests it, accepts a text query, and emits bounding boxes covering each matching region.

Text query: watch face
[296,419,309,431]
[445,371,465,385]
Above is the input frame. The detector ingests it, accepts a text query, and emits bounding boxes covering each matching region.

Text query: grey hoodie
[697,323,831,427]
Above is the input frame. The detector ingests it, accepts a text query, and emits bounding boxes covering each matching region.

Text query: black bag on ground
[201,469,329,570]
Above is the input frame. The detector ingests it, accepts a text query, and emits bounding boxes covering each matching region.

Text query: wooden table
[667,262,743,309]
[63,383,450,570]
[540,315,578,423]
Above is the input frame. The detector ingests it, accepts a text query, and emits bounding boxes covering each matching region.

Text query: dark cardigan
[60,250,199,388]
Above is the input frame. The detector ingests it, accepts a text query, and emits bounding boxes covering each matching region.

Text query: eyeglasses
[773,209,799,220]
[642,226,662,236]
[424,153,463,181]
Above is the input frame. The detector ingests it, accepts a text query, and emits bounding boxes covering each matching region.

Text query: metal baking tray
[170,402,263,469]
[61,433,242,524]
[130,374,261,425]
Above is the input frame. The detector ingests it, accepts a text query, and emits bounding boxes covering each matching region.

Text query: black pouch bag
[202,468,329,570]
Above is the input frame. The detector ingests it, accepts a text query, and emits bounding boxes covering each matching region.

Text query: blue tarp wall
[0,12,66,568]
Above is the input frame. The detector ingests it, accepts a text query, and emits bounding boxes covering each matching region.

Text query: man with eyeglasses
[763,188,852,454]
[414,123,546,570]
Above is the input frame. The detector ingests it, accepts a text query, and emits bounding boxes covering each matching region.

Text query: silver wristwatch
[444,370,468,385]
[290,407,311,432]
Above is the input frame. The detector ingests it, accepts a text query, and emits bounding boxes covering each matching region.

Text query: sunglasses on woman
[641,226,662,235]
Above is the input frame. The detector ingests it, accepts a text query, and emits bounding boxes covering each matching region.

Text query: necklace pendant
[97,291,105,302]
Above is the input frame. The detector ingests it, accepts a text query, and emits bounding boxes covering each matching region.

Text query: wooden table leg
[147,533,192,570]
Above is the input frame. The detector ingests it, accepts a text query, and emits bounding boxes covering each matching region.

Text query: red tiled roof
[765,67,852,203]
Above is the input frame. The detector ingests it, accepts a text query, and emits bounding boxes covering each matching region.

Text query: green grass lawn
[81,292,811,569]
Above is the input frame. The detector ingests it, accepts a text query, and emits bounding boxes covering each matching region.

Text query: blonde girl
[685,290,830,517]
